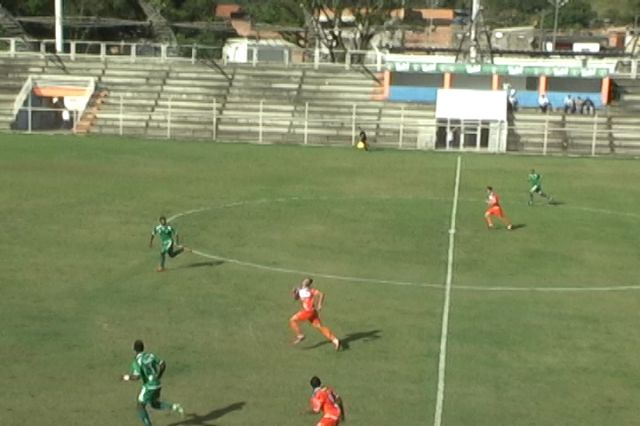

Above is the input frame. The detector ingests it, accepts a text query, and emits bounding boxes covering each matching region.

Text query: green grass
[0,134,639,425]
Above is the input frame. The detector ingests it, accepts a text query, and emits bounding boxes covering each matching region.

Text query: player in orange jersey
[290,278,341,350]
[308,376,345,426]
[484,186,513,230]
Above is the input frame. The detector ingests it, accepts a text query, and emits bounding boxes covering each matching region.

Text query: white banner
[436,89,507,122]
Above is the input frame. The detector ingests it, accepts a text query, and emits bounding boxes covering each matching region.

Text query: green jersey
[131,352,164,390]
[153,224,176,250]
[528,172,542,188]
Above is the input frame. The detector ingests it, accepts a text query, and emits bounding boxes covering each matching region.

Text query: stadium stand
[0,53,639,154]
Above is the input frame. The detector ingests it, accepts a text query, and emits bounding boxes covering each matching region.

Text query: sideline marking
[434,156,462,426]
[169,196,639,293]
[191,250,441,289]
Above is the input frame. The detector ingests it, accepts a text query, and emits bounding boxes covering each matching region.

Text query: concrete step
[101,76,164,85]
[217,123,290,132]
[156,100,222,111]
[164,78,229,88]
[145,127,215,140]
[157,93,223,102]
[103,69,166,78]
[162,85,227,95]
[169,71,230,80]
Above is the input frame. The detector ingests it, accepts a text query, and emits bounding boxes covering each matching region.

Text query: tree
[240,0,402,62]
[557,0,596,29]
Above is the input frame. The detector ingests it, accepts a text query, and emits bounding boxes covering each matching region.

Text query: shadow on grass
[303,329,382,351]
[166,401,246,426]
[176,260,225,270]
[548,199,564,206]
[510,224,527,230]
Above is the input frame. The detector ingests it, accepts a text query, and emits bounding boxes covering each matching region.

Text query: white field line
[191,249,442,289]
[169,196,640,293]
[189,249,640,292]
[454,284,640,292]
[434,155,462,426]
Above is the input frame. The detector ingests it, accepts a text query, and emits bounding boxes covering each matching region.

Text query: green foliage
[616,0,640,24]
[3,0,140,18]
[3,0,51,15]
[166,0,217,22]
[64,0,140,19]
[238,0,304,26]
[557,0,597,28]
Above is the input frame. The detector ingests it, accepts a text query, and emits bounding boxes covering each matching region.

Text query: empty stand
[0,54,639,155]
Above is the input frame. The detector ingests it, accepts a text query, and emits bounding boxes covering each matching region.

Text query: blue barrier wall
[511,91,539,108]
[547,92,602,109]
[515,91,602,109]
[388,86,438,103]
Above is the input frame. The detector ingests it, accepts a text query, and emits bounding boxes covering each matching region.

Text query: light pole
[427,0,441,32]
[55,0,63,53]
[469,0,481,62]
[549,0,569,51]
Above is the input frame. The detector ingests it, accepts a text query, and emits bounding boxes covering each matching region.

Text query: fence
[3,36,640,77]
[6,101,640,157]
[0,37,385,71]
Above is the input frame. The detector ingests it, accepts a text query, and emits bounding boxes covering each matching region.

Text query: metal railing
[0,37,386,71]
[2,36,640,78]
[5,101,640,156]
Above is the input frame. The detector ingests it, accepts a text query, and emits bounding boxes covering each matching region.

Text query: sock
[160,253,166,268]
[137,407,152,426]
[151,400,173,411]
[318,326,336,342]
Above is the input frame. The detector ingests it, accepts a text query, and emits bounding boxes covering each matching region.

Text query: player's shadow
[166,401,246,426]
[548,199,564,206]
[510,224,527,230]
[303,329,382,351]
[177,260,225,269]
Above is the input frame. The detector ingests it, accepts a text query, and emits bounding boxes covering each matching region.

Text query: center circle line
[169,196,640,293]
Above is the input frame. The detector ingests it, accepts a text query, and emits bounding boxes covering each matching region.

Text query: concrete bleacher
[150,63,229,139]
[0,57,45,129]
[1,54,640,155]
[508,110,604,155]
[216,66,302,143]
[290,69,380,146]
[93,61,167,136]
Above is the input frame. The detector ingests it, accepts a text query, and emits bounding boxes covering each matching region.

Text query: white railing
[12,75,32,116]
[0,37,386,71]
[5,101,639,157]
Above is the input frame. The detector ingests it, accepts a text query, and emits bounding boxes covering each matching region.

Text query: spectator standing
[61,109,71,129]
[538,93,551,113]
[563,95,576,114]
[508,88,518,112]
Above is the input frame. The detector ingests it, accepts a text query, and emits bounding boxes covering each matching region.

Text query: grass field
[1,134,639,426]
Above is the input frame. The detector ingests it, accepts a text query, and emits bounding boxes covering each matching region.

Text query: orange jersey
[311,386,342,420]
[487,191,500,208]
[298,287,318,312]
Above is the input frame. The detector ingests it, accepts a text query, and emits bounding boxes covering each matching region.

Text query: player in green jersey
[528,169,552,206]
[122,340,184,425]
[149,216,187,272]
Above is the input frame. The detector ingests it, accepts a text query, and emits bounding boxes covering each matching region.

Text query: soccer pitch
[1,134,639,426]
